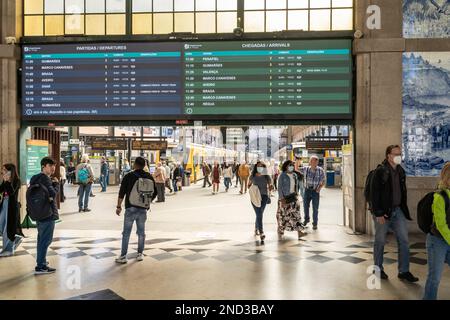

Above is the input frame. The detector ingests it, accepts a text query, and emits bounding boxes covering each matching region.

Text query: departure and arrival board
[22,39,352,121]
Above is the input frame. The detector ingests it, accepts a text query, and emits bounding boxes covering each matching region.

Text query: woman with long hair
[423,162,450,299]
[248,161,273,242]
[277,160,306,240]
[0,163,25,257]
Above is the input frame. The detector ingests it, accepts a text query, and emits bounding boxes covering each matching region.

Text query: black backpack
[26,183,53,221]
[417,190,449,234]
[364,164,388,209]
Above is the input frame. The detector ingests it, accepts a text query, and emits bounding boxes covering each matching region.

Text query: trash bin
[184,171,191,186]
[326,171,335,187]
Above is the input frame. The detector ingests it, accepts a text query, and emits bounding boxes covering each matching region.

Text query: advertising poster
[26,140,49,184]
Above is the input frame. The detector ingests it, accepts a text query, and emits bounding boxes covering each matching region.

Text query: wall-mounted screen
[22,39,352,121]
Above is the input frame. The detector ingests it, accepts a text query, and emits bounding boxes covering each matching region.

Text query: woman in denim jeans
[248,161,273,242]
[0,163,24,257]
[423,162,450,300]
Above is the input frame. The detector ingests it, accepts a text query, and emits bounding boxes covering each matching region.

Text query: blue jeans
[36,218,55,268]
[423,233,450,300]
[373,207,410,273]
[0,197,14,252]
[99,175,107,192]
[120,207,147,257]
[224,177,232,189]
[78,183,92,210]
[172,179,179,192]
[252,195,269,233]
[303,188,320,225]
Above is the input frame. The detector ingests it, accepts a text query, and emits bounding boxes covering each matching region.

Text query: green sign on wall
[26,140,49,183]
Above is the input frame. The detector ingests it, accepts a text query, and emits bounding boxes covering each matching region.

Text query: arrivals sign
[26,140,49,183]
[132,140,168,150]
[22,40,352,121]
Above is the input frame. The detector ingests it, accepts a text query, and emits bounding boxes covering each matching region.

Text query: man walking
[370,144,419,282]
[100,156,109,192]
[202,161,212,188]
[301,156,325,230]
[115,157,157,264]
[153,162,166,202]
[162,161,173,193]
[238,161,250,194]
[76,155,94,212]
[30,157,60,274]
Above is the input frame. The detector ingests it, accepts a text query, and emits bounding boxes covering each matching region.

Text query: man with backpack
[76,155,94,212]
[115,157,157,264]
[100,156,109,192]
[27,157,59,275]
[368,145,419,282]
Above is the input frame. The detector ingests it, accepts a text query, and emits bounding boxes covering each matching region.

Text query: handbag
[284,192,298,204]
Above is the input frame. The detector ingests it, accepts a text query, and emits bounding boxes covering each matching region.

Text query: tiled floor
[0,183,449,300]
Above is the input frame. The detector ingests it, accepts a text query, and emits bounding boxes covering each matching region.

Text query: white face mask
[393,156,402,165]
[288,166,295,173]
[257,167,264,174]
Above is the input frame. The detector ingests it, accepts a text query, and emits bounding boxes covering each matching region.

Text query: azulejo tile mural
[403,0,450,38]
[402,52,450,176]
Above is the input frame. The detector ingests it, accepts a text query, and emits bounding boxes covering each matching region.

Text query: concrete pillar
[0,0,19,166]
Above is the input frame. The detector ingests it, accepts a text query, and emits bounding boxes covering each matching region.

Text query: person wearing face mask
[370,145,418,283]
[301,155,325,230]
[277,160,307,240]
[248,161,273,241]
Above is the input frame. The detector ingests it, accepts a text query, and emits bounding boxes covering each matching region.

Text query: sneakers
[0,251,13,257]
[34,266,56,275]
[254,229,260,236]
[260,233,266,242]
[79,208,83,213]
[373,270,389,280]
[83,208,91,212]
[398,272,419,283]
[115,256,128,264]
[136,253,144,262]
[312,225,318,230]
[298,230,307,239]
[13,236,23,251]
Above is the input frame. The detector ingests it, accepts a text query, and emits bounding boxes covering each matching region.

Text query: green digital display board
[183,39,352,117]
[22,39,352,121]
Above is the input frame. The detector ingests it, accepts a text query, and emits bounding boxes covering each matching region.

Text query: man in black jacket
[115,157,157,264]
[31,157,59,275]
[370,145,418,282]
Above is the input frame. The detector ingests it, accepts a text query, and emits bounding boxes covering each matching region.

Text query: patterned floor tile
[275,254,300,263]
[338,256,366,264]
[62,251,87,259]
[307,255,333,263]
[212,253,239,262]
[145,238,179,245]
[181,239,229,246]
[410,256,427,265]
[182,253,208,261]
[75,238,120,245]
[150,252,177,261]
[245,254,270,262]
[91,251,116,259]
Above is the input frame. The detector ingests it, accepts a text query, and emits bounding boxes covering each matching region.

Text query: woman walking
[248,161,273,242]
[277,160,307,240]
[423,162,450,300]
[211,161,222,194]
[0,163,25,257]
[59,160,67,202]
[223,164,233,192]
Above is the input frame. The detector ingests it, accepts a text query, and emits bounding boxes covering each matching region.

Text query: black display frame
[20,31,355,125]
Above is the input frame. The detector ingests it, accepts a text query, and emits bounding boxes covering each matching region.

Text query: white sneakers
[115,253,144,264]
[115,256,128,264]
[0,251,13,257]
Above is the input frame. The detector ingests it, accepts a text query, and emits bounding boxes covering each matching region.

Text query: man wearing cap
[301,156,325,230]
